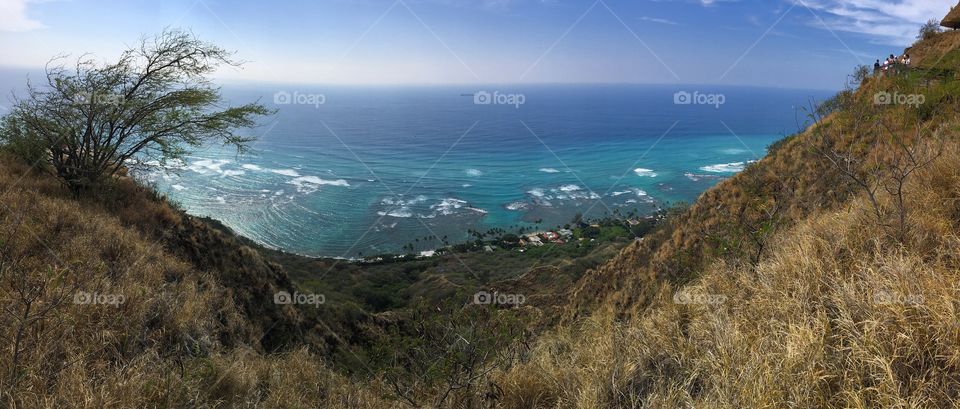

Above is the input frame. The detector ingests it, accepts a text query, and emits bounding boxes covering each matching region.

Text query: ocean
[139,84,833,258]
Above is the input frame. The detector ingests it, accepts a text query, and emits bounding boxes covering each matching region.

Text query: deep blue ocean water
[139,84,833,258]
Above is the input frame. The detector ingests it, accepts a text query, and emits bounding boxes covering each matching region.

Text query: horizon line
[0,64,840,93]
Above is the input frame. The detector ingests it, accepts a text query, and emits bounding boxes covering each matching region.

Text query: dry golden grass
[494,140,960,408]
[3,111,958,408]
[0,159,397,408]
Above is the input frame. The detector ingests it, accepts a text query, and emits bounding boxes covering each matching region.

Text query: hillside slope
[489,29,960,408]
[0,158,399,407]
[566,30,960,321]
[565,120,852,319]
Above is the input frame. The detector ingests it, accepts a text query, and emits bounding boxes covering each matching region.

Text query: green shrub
[0,116,46,166]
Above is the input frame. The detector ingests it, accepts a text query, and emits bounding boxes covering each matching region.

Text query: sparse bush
[918,19,942,42]
[0,116,46,166]
[808,86,945,243]
[374,297,528,408]
[850,64,871,87]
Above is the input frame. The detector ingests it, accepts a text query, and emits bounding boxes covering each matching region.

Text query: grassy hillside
[493,139,960,407]
[0,142,626,406]
[565,31,960,322]
[0,157,402,407]
[488,30,960,407]
[3,26,960,409]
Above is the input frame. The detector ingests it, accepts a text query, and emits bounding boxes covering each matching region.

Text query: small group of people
[873,53,911,76]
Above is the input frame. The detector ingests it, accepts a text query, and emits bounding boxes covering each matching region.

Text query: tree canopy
[0,29,272,192]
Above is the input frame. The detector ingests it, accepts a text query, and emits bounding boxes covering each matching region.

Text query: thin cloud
[700,0,741,6]
[799,0,953,45]
[0,0,46,32]
[639,16,680,25]
[649,0,740,6]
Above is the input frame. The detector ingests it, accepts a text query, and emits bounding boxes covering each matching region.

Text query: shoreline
[194,209,664,264]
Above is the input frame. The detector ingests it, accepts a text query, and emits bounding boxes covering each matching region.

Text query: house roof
[943,3,960,29]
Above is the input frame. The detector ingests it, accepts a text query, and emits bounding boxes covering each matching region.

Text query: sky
[0,0,954,90]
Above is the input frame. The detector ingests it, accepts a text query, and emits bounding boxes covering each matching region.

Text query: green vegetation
[0,29,270,193]
[254,212,657,314]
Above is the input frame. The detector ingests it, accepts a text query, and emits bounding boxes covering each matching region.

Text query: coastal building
[557,229,574,238]
[543,231,560,241]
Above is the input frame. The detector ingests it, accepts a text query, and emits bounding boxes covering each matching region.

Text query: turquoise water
[144,84,832,257]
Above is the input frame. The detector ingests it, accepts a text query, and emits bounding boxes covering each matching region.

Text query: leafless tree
[0,211,82,395]
[808,100,943,243]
